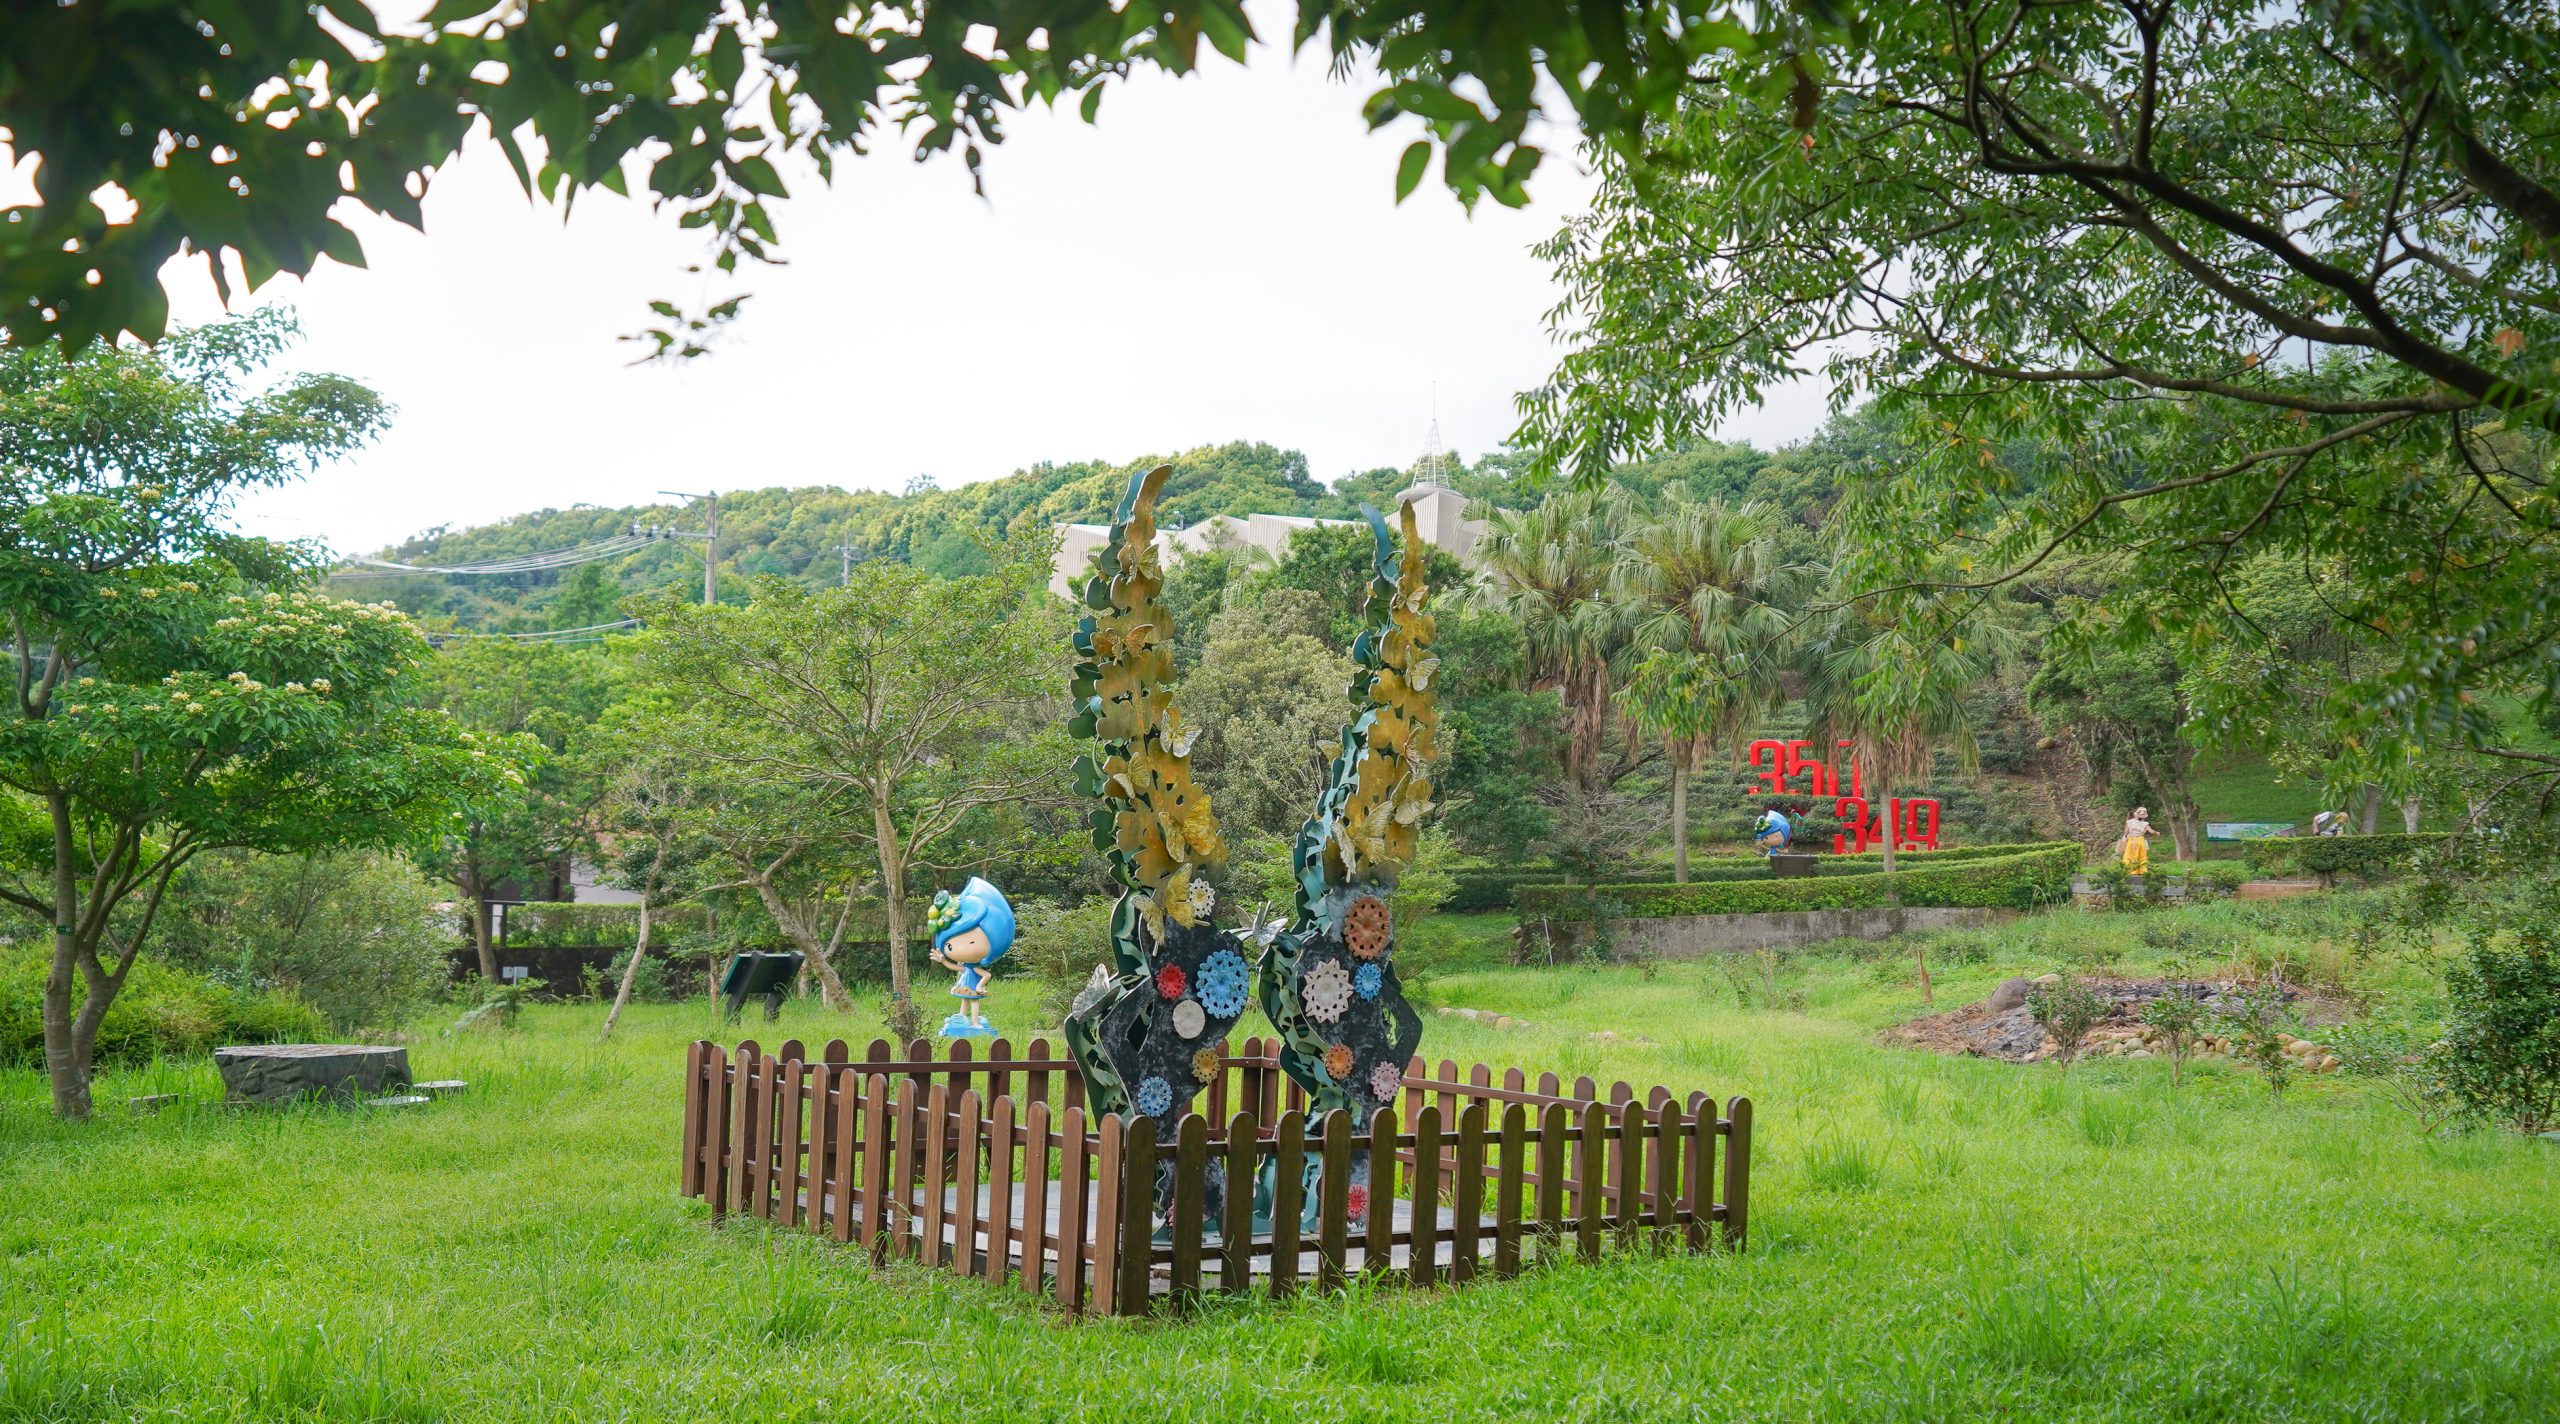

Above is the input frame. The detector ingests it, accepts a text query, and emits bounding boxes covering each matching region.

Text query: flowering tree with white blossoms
[1,312,523,1118]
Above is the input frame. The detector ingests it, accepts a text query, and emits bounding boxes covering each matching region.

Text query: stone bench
[214,1044,411,1105]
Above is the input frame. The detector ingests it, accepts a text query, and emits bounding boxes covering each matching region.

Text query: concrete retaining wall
[1519,905,2021,961]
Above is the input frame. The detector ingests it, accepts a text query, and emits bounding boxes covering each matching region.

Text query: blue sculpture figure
[928,876,1016,1039]
[1753,808,1792,856]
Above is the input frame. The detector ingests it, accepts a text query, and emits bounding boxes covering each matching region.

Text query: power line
[421,618,644,648]
[332,522,705,578]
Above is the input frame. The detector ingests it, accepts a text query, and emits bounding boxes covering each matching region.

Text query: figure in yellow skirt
[2120,807,2156,876]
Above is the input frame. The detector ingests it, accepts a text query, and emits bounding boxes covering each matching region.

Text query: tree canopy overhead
[0,0,1816,352]
[1527,0,2560,796]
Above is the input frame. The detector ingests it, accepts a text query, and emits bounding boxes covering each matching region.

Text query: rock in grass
[214,1044,410,1105]
[1986,978,2032,1012]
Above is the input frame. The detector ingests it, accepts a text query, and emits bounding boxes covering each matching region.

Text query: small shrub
[1008,896,1115,1028]
[446,978,543,1035]
[601,948,674,1004]
[2142,988,2207,1089]
[1718,948,1804,1012]
[2438,934,2560,1136]
[2223,981,2296,1100]
[0,948,325,1066]
[2027,975,2107,1069]
[2327,1020,2457,1134]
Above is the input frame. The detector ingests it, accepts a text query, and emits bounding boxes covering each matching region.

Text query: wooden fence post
[1090,1114,1124,1317]
[1317,1111,1351,1292]
[681,1041,708,1198]
[1411,1103,1442,1287]
[1115,1115,1158,1317]
[1222,1109,1258,1295]
[1056,1106,1092,1312]
[984,1095,1017,1287]
[1169,1113,1208,1308]
[1364,1107,1396,1279]
[1722,1096,1752,1252]
[1451,1101,1485,1284]
[1270,1111,1307,1299]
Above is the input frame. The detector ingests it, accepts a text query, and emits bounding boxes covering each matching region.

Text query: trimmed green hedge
[1449,841,2077,913]
[1514,843,2080,919]
[2240,834,2439,879]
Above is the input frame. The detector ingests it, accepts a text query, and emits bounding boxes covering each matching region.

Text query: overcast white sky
[29,40,1832,556]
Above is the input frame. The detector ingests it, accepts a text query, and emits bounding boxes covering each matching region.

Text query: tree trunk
[2356,783,2382,834]
[2167,803,2202,862]
[873,798,914,1009]
[2401,794,2422,833]
[1877,777,1898,876]
[600,895,651,1041]
[44,796,92,1120]
[745,875,853,1011]
[1670,758,1691,884]
[467,881,500,984]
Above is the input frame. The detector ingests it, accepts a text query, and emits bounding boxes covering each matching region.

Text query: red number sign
[1748,739,1936,853]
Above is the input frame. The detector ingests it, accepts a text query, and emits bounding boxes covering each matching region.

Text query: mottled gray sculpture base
[214,1044,411,1105]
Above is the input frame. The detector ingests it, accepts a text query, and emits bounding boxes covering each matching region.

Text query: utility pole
[829,541,862,586]
[659,489,718,604]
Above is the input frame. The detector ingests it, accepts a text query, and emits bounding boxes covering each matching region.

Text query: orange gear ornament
[1343,894,1392,961]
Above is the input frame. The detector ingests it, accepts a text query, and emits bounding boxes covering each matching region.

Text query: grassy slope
[4,902,2555,1423]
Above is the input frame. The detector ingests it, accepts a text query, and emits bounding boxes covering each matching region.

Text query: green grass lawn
[5,900,2555,1423]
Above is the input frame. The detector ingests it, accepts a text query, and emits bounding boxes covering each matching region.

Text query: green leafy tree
[1182,592,1362,849]
[1611,497,1805,880]
[1432,610,1565,861]
[2027,619,2206,859]
[1469,484,1636,787]
[0,312,516,1117]
[2,3,1773,350]
[1255,522,1468,647]
[152,849,456,1035]
[1798,586,1992,874]
[628,548,1065,1025]
[593,745,709,1042]
[550,562,626,631]
[2437,879,2560,1135]
[2141,987,2207,1090]
[2028,975,2107,1071]
[409,639,620,984]
[1525,2,2560,800]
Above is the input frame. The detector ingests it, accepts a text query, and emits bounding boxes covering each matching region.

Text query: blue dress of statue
[929,877,1016,1039]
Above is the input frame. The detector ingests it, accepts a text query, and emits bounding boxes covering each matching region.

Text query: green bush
[0,948,326,1067]
[1512,844,2079,919]
[152,849,456,1032]
[2241,834,2439,881]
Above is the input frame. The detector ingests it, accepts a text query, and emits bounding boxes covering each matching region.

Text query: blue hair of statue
[933,877,1017,965]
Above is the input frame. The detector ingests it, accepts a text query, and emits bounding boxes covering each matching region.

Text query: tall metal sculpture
[1062,465,1254,1126]
[1060,471,1438,1226]
[1255,500,1435,1121]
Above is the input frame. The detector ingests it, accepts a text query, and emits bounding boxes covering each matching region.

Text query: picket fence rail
[679,1035,1751,1316]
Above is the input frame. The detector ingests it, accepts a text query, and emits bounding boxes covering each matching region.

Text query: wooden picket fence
[679,1035,1752,1316]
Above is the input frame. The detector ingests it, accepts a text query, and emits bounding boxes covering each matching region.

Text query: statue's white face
[942,927,993,966]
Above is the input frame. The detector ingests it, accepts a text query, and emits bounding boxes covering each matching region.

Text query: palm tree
[1469,484,1634,787]
[1611,496,1807,881]
[1798,588,1992,877]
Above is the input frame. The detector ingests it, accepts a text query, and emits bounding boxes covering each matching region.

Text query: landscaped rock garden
[1882,975,2348,1070]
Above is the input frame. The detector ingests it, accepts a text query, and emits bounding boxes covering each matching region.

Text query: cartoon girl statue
[926,877,1016,1040]
[1753,807,1793,856]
